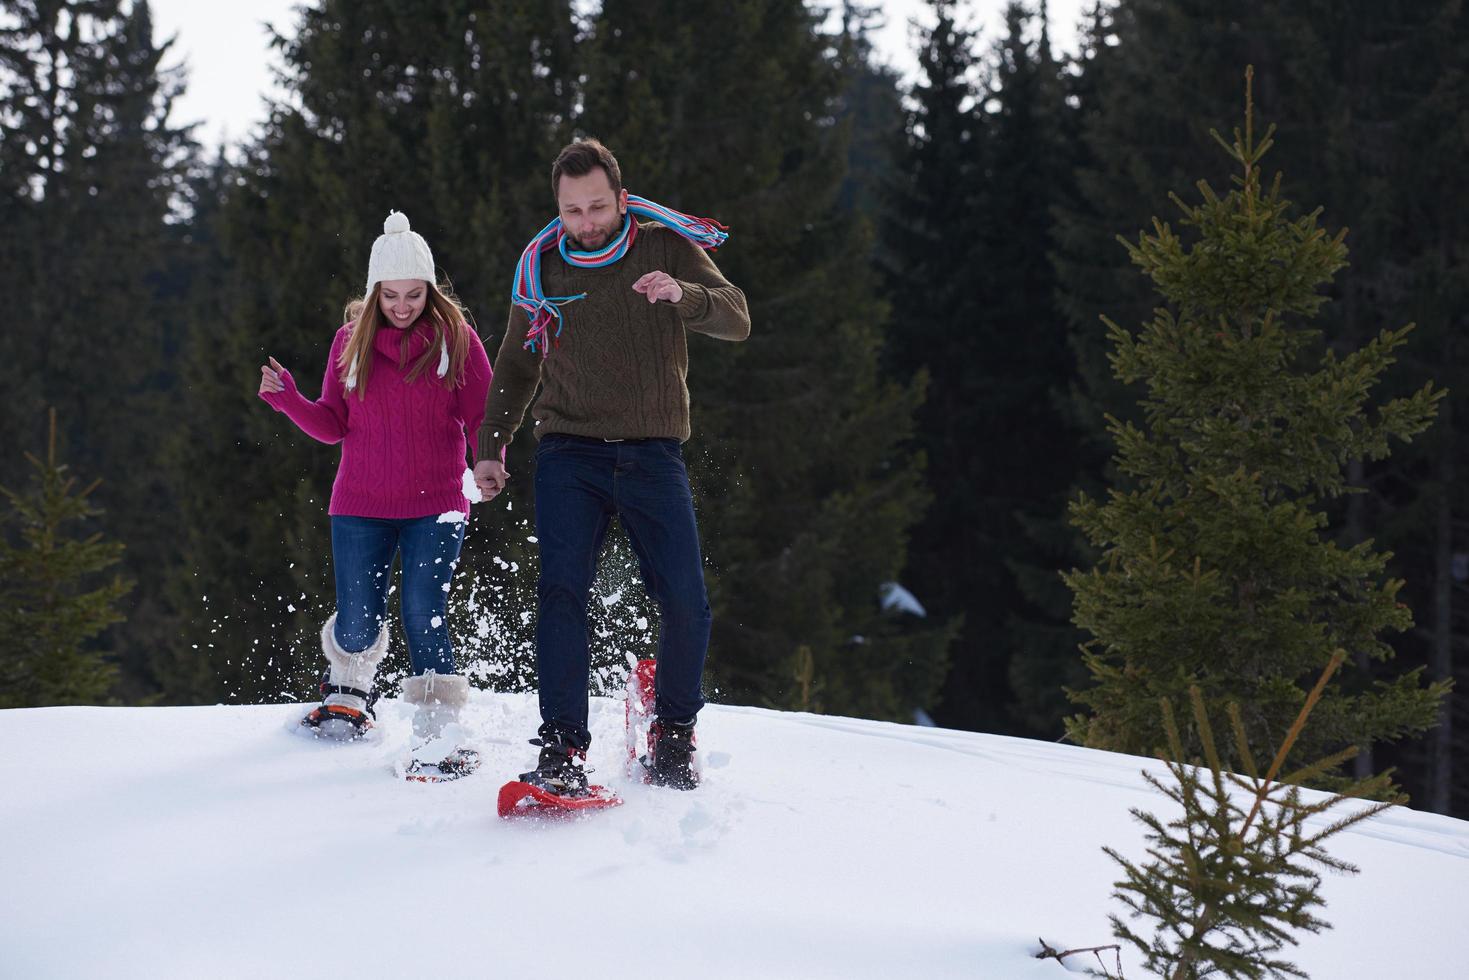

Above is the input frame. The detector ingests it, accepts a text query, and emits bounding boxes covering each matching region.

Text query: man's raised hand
[632,271,683,305]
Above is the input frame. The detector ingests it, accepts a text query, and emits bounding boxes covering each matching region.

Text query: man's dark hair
[551,138,623,200]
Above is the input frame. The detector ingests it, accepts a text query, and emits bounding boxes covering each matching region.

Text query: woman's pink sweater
[260,318,492,518]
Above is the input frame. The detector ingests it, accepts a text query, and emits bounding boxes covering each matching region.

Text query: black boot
[518,726,589,796]
[646,718,699,790]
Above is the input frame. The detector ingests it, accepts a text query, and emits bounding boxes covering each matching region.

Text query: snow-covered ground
[2,693,1466,979]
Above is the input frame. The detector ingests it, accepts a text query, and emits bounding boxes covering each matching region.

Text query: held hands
[473,458,508,502]
[259,356,290,395]
[632,270,683,305]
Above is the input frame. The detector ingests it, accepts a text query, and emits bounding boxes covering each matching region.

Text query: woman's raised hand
[259,356,288,395]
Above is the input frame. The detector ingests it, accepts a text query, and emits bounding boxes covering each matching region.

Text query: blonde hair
[338,281,474,398]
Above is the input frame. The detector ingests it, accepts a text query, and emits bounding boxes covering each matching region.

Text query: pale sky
[148,0,1088,148]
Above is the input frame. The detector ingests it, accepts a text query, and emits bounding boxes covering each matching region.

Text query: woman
[258,211,493,751]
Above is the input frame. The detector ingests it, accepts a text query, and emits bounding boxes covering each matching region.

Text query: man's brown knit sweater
[478,220,750,459]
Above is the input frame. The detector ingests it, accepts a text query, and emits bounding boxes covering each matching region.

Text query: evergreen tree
[0,411,132,708]
[873,0,984,723]
[1055,0,1292,428]
[880,0,983,387]
[147,151,239,701]
[1004,0,1111,739]
[166,0,576,702]
[1056,1,1468,812]
[1292,0,1469,813]
[1063,75,1447,785]
[578,0,952,720]
[973,2,1083,737]
[1393,0,1469,816]
[1051,0,1314,582]
[879,2,1080,735]
[1108,658,1396,980]
[0,0,193,699]
[832,2,904,225]
[1247,0,1465,793]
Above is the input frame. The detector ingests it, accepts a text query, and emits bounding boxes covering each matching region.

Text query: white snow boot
[401,672,480,781]
[299,614,390,740]
[401,671,470,740]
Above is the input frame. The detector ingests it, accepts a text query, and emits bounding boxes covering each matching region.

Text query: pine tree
[146,152,239,702]
[1055,0,1469,813]
[166,0,576,702]
[1063,72,1447,787]
[1108,655,1396,980]
[1393,0,1469,816]
[832,2,904,225]
[578,0,952,719]
[870,0,985,723]
[880,0,983,388]
[0,0,190,493]
[0,0,194,699]
[970,1,1083,738]
[1289,0,1469,814]
[1050,0,1293,590]
[0,411,132,708]
[877,2,1082,735]
[1003,1,1111,739]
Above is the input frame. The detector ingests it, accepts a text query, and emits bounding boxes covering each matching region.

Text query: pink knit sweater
[260,319,492,518]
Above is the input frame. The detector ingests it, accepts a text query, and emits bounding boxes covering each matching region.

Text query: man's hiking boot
[645,718,699,790]
[519,728,590,796]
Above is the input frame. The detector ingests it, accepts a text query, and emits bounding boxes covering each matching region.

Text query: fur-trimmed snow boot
[401,672,480,782]
[299,614,389,740]
[401,671,470,740]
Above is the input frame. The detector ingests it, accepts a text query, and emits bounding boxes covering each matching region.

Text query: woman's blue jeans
[330,514,465,675]
[534,435,712,747]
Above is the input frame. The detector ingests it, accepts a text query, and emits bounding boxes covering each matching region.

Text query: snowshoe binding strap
[519,737,590,796]
[431,749,480,777]
[317,669,379,716]
[405,748,481,783]
[320,683,373,705]
[300,703,373,739]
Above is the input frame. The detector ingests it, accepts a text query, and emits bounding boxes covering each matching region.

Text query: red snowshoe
[496,780,622,818]
[496,727,621,819]
[626,659,699,789]
[624,657,659,774]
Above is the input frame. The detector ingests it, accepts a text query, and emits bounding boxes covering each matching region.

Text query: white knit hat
[366,210,435,294]
[345,210,448,392]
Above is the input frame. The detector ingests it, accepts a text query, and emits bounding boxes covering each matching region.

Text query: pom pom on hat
[383,210,411,235]
[366,210,435,294]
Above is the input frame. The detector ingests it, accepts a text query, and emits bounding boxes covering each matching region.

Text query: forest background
[2,0,1465,817]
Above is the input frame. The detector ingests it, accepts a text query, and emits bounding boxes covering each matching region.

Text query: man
[473,138,750,792]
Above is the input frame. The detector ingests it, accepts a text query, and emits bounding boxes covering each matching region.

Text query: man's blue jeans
[331,514,465,675]
[534,435,712,747]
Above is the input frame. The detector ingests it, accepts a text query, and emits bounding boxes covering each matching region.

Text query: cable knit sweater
[261,318,492,518]
[479,221,750,459]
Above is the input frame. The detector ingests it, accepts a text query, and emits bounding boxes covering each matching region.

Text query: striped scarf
[512,194,729,355]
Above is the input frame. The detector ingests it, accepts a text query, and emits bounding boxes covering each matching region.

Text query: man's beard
[570,213,625,251]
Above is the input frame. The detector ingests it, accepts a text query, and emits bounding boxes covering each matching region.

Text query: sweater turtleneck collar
[374,316,435,365]
[343,316,449,392]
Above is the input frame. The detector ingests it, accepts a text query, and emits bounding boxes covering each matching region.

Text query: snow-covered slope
[2,694,1466,979]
